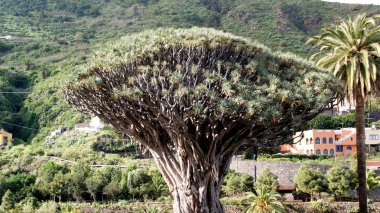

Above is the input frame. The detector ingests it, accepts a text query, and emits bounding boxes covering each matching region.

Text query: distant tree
[103,178,120,200]
[1,190,16,211]
[295,165,328,200]
[5,173,36,202]
[85,171,107,202]
[245,185,285,213]
[326,166,352,200]
[366,169,380,193]
[126,169,152,199]
[35,162,67,199]
[307,114,335,129]
[50,171,68,202]
[65,28,338,212]
[308,14,380,212]
[67,163,90,201]
[254,168,279,192]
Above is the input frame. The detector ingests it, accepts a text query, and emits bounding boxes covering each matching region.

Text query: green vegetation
[310,199,330,213]
[366,170,380,193]
[307,113,356,130]
[244,186,285,213]
[326,166,356,200]
[308,13,380,212]
[0,0,378,143]
[254,168,279,193]
[0,1,379,212]
[222,170,254,196]
[294,165,328,200]
[64,27,337,211]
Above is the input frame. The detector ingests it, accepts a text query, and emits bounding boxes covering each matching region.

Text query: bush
[326,166,353,200]
[36,201,59,213]
[22,202,35,213]
[126,169,152,199]
[310,199,330,213]
[222,170,253,195]
[1,190,16,211]
[294,165,328,201]
[254,168,279,192]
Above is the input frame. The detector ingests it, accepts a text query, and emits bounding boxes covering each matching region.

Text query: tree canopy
[65,28,339,212]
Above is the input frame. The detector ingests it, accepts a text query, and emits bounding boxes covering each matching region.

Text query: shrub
[310,199,330,213]
[22,202,35,213]
[294,165,328,200]
[366,169,380,193]
[36,201,59,213]
[254,168,279,192]
[326,166,352,200]
[149,170,169,199]
[222,170,254,196]
[126,169,152,199]
[1,190,16,211]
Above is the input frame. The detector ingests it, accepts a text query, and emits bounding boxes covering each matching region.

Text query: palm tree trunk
[356,90,367,213]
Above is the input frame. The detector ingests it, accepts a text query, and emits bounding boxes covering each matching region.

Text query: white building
[75,116,104,133]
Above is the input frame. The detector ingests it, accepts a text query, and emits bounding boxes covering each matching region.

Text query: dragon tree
[65,28,339,213]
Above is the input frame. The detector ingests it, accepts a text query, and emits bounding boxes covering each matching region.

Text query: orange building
[279,127,380,156]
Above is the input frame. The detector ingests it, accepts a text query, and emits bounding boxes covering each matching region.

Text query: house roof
[279,185,295,191]
[0,129,9,134]
[366,161,380,167]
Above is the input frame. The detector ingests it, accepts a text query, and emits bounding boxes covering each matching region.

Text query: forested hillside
[0,0,379,142]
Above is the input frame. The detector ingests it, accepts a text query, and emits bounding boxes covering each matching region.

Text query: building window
[306,138,309,145]
[347,146,352,150]
[310,137,313,144]
[330,149,334,155]
[323,149,328,155]
[351,137,353,141]
[315,137,320,144]
[310,149,313,154]
[323,137,327,144]
[336,145,343,152]
[329,137,333,144]
[3,136,7,145]
[306,150,309,155]
[316,149,321,155]
[369,134,379,140]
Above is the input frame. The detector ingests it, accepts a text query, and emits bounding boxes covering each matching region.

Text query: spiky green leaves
[308,14,380,98]
[65,28,338,139]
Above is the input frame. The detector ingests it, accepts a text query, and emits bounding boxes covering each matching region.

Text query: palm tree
[366,169,380,193]
[307,14,380,213]
[244,185,285,213]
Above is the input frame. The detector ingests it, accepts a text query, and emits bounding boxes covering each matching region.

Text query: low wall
[229,159,331,185]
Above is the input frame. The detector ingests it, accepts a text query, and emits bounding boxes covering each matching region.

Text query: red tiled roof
[279,185,295,191]
[366,161,380,167]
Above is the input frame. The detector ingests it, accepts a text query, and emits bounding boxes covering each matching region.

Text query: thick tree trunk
[151,149,232,213]
[171,179,224,213]
[356,90,367,213]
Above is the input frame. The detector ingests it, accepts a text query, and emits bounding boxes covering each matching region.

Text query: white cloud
[322,0,380,5]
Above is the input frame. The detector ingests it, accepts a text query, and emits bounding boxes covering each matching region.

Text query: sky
[322,0,380,5]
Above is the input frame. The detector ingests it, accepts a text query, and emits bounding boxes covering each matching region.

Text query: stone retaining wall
[229,158,331,185]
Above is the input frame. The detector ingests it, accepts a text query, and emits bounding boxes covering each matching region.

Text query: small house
[0,129,12,146]
[75,116,104,133]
